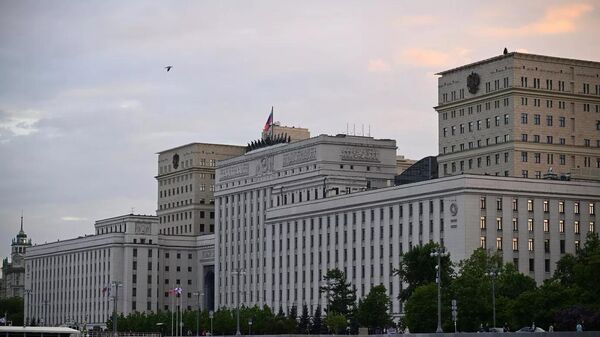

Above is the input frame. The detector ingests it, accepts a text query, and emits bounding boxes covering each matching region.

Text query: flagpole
[270,106,274,139]
[171,294,174,336]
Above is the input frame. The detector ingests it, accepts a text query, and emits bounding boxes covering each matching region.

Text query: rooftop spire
[20,210,24,232]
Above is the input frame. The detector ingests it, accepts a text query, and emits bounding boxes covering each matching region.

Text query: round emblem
[467,72,480,94]
[450,203,458,216]
[172,153,180,169]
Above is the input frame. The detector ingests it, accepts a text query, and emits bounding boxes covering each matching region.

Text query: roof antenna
[20,210,24,232]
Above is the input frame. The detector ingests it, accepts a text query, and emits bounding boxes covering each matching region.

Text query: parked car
[516,326,546,333]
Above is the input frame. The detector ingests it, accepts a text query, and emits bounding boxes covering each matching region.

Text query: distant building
[395,156,438,185]
[25,214,215,328]
[436,52,600,181]
[262,122,310,142]
[1,215,31,300]
[395,155,418,175]
[156,143,246,236]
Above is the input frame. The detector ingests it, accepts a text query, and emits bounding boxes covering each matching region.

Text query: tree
[356,285,392,332]
[404,283,438,333]
[394,242,452,302]
[0,297,23,326]
[310,305,324,334]
[320,268,357,317]
[298,304,311,334]
[324,312,347,334]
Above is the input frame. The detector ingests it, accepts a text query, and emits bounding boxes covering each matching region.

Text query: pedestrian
[548,324,554,332]
[576,321,583,332]
[503,322,509,332]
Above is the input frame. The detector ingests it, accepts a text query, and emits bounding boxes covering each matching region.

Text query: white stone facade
[24,215,215,328]
[436,52,600,181]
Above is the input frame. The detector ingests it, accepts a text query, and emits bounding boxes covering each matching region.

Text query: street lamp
[248,318,253,335]
[231,268,246,335]
[430,247,448,333]
[111,281,123,337]
[486,269,501,328]
[23,289,32,327]
[192,292,204,337]
[209,311,214,336]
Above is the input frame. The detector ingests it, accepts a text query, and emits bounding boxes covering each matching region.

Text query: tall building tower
[1,214,32,299]
[214,134,397,310]
[156,143,246,236]
[436,52,600,181]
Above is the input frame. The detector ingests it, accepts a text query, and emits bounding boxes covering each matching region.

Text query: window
[547,115,553,126]
[527,200,534,212]
[480,197,486,209]
[574,202,580,214]
[521,113,528,124]
[496,237,503,250]
[543,219,549,232]
[559,201,565,213]
[574,221,580,234]
[543,200,549,212]
[480,216,487,229]
[512,198,518,211]
[529,258,535,272]
[589,221,595,233]
[559,220,565,233]
[496,217,503,230]
[590,203,596,215]
[534,114,541,125]
[528,238,534,251]
[512,218,518,231]
[480,236,487,249]
[521,152,528,162]
[512,238,518,251]
[559,117,566,127]
[528,218,534,231]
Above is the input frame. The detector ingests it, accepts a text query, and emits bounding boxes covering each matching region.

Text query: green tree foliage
[0,297,23,326]
[324,312,347,334]
[310,305,325,334]
[298,304,310,334]
[404,283,438,332]
[320,268,357,317]
[356,285,392,332]
[394,242,452,302]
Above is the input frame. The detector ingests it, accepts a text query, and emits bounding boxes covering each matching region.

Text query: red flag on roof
[263,107,273,132]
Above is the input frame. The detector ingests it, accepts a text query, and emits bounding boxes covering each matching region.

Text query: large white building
[214,133,600,315]
[25,214,215,328]
[436,52,600,181]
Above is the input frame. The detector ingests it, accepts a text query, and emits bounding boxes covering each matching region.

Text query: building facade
[1,216,32,300]
[156,143,246,236]
[214,134,398,311]
[25,214,215,328]
[436,52,600,181]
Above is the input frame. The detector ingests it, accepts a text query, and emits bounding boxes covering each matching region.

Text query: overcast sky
[0,0,599,258]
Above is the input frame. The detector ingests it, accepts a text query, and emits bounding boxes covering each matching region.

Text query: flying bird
[165,66,173,72]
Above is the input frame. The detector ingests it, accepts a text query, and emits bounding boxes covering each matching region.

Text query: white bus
[0,326,81,337]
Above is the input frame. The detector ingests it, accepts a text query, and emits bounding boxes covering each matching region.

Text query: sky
[0,0,599,258]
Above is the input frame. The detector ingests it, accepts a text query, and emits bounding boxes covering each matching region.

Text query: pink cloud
[367,58,392,72]
[483,3,593,37]
[396,48,471,69]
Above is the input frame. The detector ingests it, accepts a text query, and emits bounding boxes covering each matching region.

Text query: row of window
[480,197,596,214]
[159,158,217,174]
[480,216,596,233]
[441,97,510,117]
[442,114,510,137]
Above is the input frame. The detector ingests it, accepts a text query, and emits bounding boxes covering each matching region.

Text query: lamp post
[111,281,123,337]
[248,318,253,335]
[42,299,48,326]
[192,292,203,336]
[209,311,214,336]
[23,289,32,327]
[231,268,246,335]
[486,269,500,328]
[430,247,448,333]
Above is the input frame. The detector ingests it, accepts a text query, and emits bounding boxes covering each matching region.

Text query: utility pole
[111,281,122,337]
[232,268,246,335]
[430,247,448,333]
[486,269,500,328]
[23,289,32,327]
[192,292,203,336]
